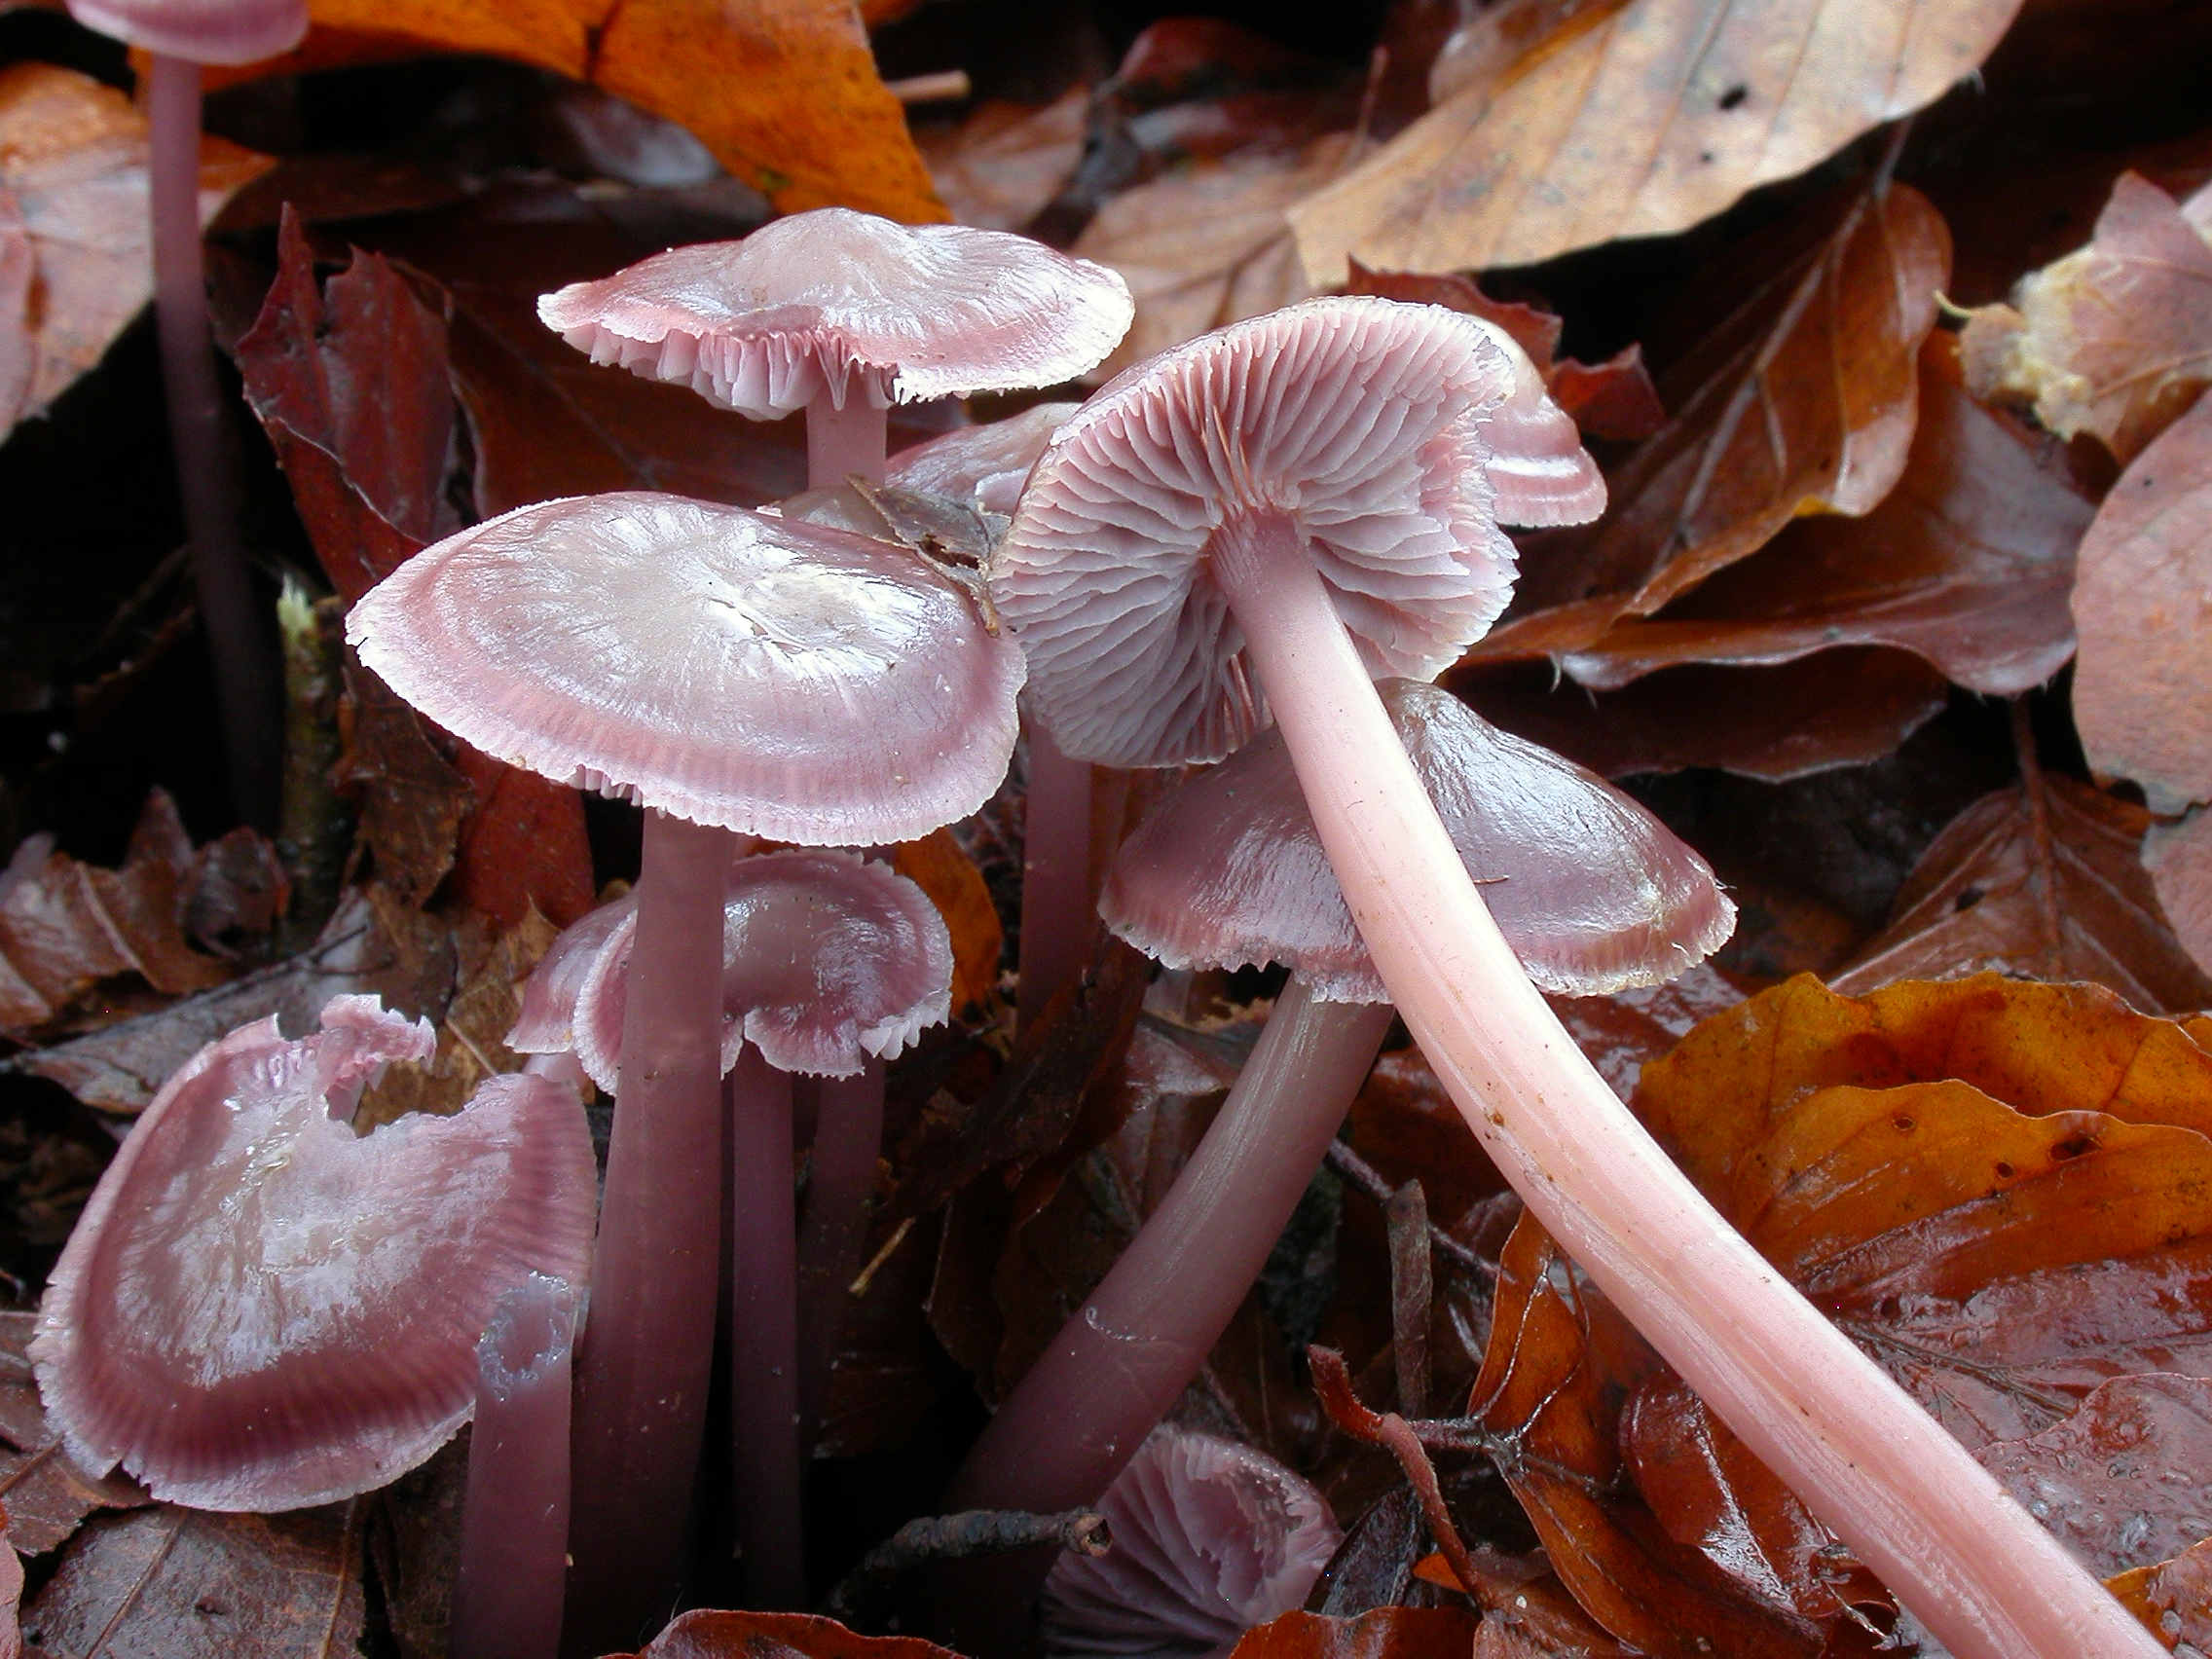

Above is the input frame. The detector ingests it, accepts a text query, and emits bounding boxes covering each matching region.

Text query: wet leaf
[1829,776,2212,1015]
[820,1208,959,1459]
[1288,0,2011,279]
[616,1608,962,1659]
[1467,180,1951,666]
[20,1499,366,1658]
[2143,809,2212,977]
[918,87,1089,233]
[0,1310,147,1556]
[1546,962,1749,1100]
[2070,385,2212,816]
[1961,171,2212,464]
[1227,1606,1483,1659]
[333,656,471,914]
[892,830,1004,1023]
[2108,1538,2212,1652]
[0,62,270,428]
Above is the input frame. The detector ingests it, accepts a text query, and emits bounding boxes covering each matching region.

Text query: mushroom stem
[729,1049,806,1609]
[1015,727,1095,1032]
[147,52,280,830]
[948,977,1392,1516]
[1204,509,2158,1659]
[805,396,890,488]
[795,1059,884,1447]
[567,812,745,1650]
[452,1273,579,1659]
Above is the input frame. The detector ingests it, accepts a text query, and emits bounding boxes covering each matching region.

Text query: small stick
[822,1508,1109,1626]
[1323,1140,1486,1276]
[1383,1179,1432,1418]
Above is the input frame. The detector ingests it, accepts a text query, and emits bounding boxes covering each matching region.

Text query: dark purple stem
[565,812,741,1653]
[795,1059,884,1446]
[147,54,280,830]
[452,1273,579,1659]
[729,1048,805,1608]
[1015,727,1094,1034]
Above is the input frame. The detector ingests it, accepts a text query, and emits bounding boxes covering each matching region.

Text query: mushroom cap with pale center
[346,492,1023,846]
[31,996,597,1511]
[1101,679,1735,1001]
[536,209,1134,421]
[989,296,1604,768]
[65,0,307,63]
[510,849,954,1084]
[1039,1426,1341,1658]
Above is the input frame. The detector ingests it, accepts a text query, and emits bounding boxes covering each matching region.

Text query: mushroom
[886,400,1080,518]
[30,995,597,1510]
[987,297,2155,1659]
[62,0,305,828]
[349,492,1017,1640]
[953,678,1730,1522]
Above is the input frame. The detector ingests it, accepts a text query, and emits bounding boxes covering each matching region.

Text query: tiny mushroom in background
[31,995,596,1510]
[1039,1427,1340,1659]
[987,295,2158,1659]
[955,678,1732,1519]
[61,0,305,829]
[349,491,1019,1643]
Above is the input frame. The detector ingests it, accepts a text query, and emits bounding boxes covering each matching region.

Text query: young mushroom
[953,678,1730,1523]
[62,0,305,828]
[987,296,2157,1659]
[349,492,1018,1644]
[31,995,596,1510]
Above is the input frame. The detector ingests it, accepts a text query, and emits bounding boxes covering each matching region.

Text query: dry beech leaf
[1424,0,1636,111]
[891,829,1003,1020]
[0,1310,148,1557]
[918,87,1088,233]
[2108,1538,2212,1652]
[2143,809,2212,978]
[1227,1607,1483,1659]
[1960,172,2212,464]
[1468,180,1951,667]
[0,62,270,426]
[1287,0,2013,281]
[2070,387,2212,816]
[1555,343,2092,696]
[1829,776,2212,1014]
[616,1609,961,1659]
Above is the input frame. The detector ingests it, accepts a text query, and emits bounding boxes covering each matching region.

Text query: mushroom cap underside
[66,0,307,63]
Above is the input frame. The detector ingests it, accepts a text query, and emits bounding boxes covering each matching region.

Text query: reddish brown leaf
[2143,809,2212,977]
[1347,1048,1510,1234]
[0,1310,148,1556]
[820,1208,960,1460]
[617,1609,961,1659]
[1546,962,1748,1100]
[333,658,472,913]
[918,88,1088,233]
[1227,1607,1483,1659]
[891,830,1004,1022]
[2108,1538,2212,1651]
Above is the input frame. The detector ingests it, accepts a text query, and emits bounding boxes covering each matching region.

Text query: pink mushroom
[30,995,596,1510]
[953,678,1729,1532]
[62,0,306,828]
[349,492,1018,1641]
[885,401,1080,518]
[986,297,2156,1659]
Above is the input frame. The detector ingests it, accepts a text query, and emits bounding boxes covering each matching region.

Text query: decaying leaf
[2143,809,2212,978]
[1547,961,1748,1099]
[2108,1538,2212,1652]
[1960,171,2212,464]
[0,62,271,428]
[918,87,1089,232]
[1226,1607,1483,1659]
[891,830,1004,1021]
[1287,0,2014,280]
[615,1609,961,1659]
[0,1310,147,1557]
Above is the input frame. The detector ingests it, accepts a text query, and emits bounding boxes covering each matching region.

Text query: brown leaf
[20,1500,366,1658]
[0,62,271,425]
[0,1310,147,1556]
[333,657,472,913]
[2143,809,2212,978]
[2108,1538,2212,1652]
[1546,961,1750,1100]
[2070,385,2212,815]
[1227,1607,1483,1659]
[617,1609,962,1659]
[891,830,1004,1022]
[1468,180,1952,665]
[1828,777,2212,1015]
[1961,171,2212,464]
[1555,342,2092,697]
[1288,0,2012,279]
[820,1208,959,1459]
[918,87,1088,232]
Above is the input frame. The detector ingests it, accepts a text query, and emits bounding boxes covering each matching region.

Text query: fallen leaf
[1960,171,2212,463]
[819,1207,960,1460]
[1546,961,1749,1099]
[1423,0,1637,110]
[2108,1538,2212,1652]
[0,62,271,425]
[2069,386,2212,816]
[616,1609,961,1659]
[1287,0,2013,279]
[2143,809,2212,977]
[1467,180,1951,664]
[1829,776,2212,1015]
[918,87,1088,232]
[19,1499,366,1658]
[1555,343,2092,696]
[1226,1607,1483,1659]
[892,830,1004,1021]
[332,656,471,913]
[0,184,31,428]
[0,1310,147,1556]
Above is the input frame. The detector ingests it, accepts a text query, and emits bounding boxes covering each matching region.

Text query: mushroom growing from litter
[349,491,1018,1642]
[954,678,1731,1520]
[62,0,306,828]
[31,994,596,1510]
[988,296,2157,1659]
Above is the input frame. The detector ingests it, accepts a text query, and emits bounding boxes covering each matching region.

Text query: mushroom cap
[989,296,1604,768]
[1039,1426,1341,1659]
[536,210,1134,420]
[31,996,597,1511]
[65,0,308,64]
[509,849,954,1084]
[346,492,1024,845]
[886,401,1080,516]
[1101,679,1736,1001]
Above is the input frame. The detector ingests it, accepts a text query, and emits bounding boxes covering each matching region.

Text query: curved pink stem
[1207,510,2157,1659]
[950,976,1392,1514]
[729,1050,805,1609]
[1016,728,1095,1033]
[796,1060,885,1445]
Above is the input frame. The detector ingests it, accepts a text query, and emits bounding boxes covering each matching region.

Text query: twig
[821,1507,1109,1625]
[1384,1178,1432,1417]
[1324,1139,1487,1275]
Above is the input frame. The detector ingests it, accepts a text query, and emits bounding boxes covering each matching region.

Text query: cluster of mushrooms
[25,12,2168,1650]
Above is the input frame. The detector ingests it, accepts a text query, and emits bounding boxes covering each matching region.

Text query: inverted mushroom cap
[886,401,1079,516]
[1039,1426,1341,1659]
[510,849,954,1085]
[32,996,597,1511]
[1101,679,1735,1001]
[536,210,1134,420]
[346,492,1023,845]
[989,296,1604,767]
[65,0,308,63]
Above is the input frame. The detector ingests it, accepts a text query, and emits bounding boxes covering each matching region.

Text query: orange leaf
[891,828,1002,1019]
